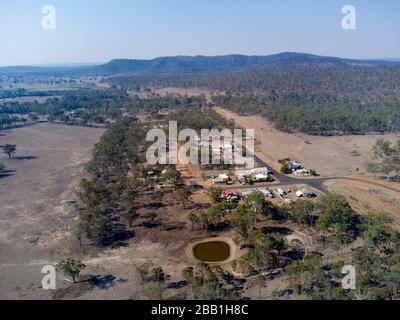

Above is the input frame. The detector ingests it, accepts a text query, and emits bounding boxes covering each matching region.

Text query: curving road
[224,150,400,195]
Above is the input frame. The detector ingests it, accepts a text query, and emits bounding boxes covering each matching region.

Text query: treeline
[76,117,189,245]
[0,88,54,99]
[0,89,127,117]
[77,117,148,245]
[0,114,38,129]
[0,89,208,125]
[212,94,400,135]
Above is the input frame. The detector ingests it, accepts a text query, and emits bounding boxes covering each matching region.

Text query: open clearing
[0,124,105,298]
[0,96,62,104]
[0,124,105,251]
[127,87,218,99]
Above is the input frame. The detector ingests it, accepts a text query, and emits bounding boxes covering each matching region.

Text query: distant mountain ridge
[1,53,399,76]
[0,65,90,75]
[93,54,268,75]
[92,52,400,75]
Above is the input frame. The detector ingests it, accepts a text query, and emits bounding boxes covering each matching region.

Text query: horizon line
[1,52,399,68]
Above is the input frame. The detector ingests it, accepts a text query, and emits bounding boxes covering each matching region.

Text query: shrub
[278,158,291,165]
[280,162,292,174]
[152,267,166,283]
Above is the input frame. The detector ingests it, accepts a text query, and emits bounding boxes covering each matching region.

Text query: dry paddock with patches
[0,123,105,299]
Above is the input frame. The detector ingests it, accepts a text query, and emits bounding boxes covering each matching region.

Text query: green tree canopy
[3,144,16,159]
[57,258,86,283]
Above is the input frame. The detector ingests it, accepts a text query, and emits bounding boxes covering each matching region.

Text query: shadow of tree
[282,250,306,264]
[141,220,162,229]
[110,225,135,248]
[262,226,293,236]
[0,170,15,180]
[14,156,39,161]
[90,274,116,289]
[168,280,188,289]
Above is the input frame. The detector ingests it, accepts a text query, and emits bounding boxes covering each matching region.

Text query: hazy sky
[0,0,399,66]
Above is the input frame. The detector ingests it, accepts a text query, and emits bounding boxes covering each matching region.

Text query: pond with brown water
[192,241,231,262]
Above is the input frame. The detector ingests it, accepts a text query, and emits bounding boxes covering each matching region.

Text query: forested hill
[1,52,398,77]
[92,55,268,75]
[93,52,398,75]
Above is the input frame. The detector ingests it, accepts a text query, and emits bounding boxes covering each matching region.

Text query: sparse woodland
[75,104,400,300]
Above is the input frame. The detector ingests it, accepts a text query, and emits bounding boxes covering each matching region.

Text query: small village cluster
[210,164,317,206]
[219,187,316,205]
[211,167,273,186]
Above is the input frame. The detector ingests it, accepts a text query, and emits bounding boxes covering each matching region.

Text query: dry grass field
[0,124,105,298]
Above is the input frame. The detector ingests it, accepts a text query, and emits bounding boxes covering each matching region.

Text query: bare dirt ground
[215,108,400,224]
[127,87,220,100]
[0,96,62,104]
[0,124,105,249]
[153,87,218,98]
